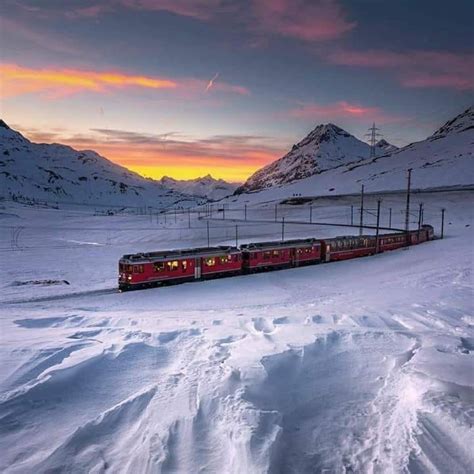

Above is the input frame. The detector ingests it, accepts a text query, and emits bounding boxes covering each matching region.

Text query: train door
[291,248,298,267]
[194,258,201,279]
[325,244,331,262]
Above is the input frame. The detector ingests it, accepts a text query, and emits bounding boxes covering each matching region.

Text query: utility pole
[441,208,445,239]
[359,185,365,236]
[388,208,392,228]
[417,203,423,240]
[207,220,210,248]
[365,123,382,159]
[281,217,285,241]
[405,168,412,245]
[375,199,381,253]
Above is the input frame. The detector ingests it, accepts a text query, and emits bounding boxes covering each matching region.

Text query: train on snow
[118,225,434,291]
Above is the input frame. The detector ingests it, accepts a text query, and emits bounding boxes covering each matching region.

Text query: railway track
[2,288,118,305]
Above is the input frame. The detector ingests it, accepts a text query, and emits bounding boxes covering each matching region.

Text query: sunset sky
[1,0,473,182]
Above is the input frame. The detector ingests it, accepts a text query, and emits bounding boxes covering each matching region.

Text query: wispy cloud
[287,101,406,124]
[327,49,474,91]
[0,63,249,99]
[252,0,355,42]
[0,63,177,98]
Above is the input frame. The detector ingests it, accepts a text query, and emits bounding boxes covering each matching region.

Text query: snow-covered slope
[158,174,238,201]
[0,121,199,208]
[231,107,474,203]
[237,124,371,193]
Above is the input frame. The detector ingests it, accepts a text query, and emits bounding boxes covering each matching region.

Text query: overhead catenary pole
[359,185,365,235]
[350,205,353,226]
[417,202,423,240]
[207,220,210,248]
[405,168,412,245]
[244,204,247,221]
[388,207,392,228]
[441,208,445,239]
[281,216,285,241]
[375,199,381,253]
[235,225,239,247]
[310,205,313,224]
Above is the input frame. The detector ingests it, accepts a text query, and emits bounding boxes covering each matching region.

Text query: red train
[118,225,434,291]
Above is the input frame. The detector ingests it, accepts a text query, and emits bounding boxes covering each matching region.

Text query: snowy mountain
[0,121,200,208]
[229,106,474,202]
[375,139,398,155]
[237,124,371,193]
[158,174,238,201]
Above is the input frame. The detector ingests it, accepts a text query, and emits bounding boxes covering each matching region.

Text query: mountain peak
[237,122,369,193]
[0,119,10,130]
[375,139,398,154]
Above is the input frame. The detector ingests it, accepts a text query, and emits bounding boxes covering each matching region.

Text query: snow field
[0,190,473,473]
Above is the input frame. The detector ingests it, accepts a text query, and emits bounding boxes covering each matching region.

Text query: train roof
[121,245,240,262]
[240,238,319,251]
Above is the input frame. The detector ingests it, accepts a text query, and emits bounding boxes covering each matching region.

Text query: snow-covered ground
[1,190,473,473]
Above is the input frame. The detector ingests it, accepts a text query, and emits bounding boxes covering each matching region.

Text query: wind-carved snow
[0,189,472,473]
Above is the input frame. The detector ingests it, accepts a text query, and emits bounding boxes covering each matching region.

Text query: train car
[119,246,241,290]
[320,235,376,262]
[379,232,408,252]
[241,238,321,272]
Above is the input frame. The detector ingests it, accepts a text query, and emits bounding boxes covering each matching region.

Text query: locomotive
[118,225,434,291]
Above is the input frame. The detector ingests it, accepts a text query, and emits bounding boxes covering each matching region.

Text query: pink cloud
[118,0,221,20]
[287,101,405,124]
[253,0,355,41]
[328,49,474,90]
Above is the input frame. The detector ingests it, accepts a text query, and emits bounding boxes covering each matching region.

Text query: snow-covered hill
[237,124,372,193]
[158,174,238,201]
[0,121,200,208]
[231,107,473,203]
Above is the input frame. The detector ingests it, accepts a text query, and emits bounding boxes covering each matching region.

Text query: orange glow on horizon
[67,141,279,182]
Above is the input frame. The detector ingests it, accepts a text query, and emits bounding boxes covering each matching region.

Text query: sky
[0,0,473,182]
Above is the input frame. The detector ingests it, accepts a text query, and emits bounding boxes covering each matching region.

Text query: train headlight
[127,275,132,280]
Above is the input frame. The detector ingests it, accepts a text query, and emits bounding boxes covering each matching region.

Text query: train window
[182,260,187,270]
[205,258,216,266]
[139,265,144,273]
[153,262,165,272]
[167,261,179,271]
[220,256,230,264]
[263,251,271,260]
[133,265,138,273]
[273,250,280,257]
